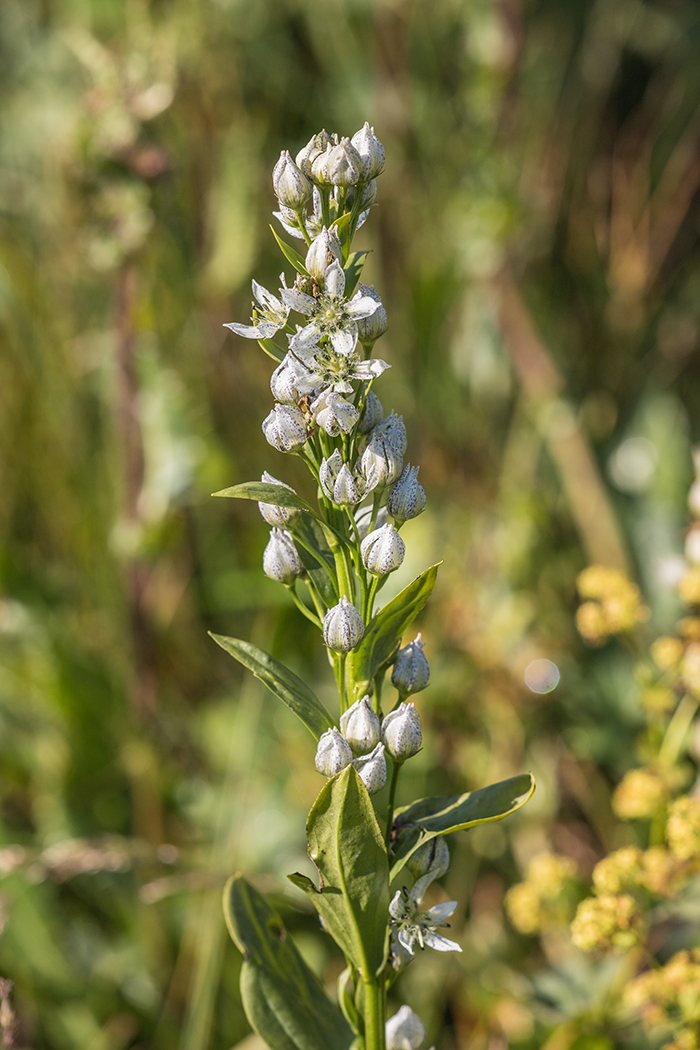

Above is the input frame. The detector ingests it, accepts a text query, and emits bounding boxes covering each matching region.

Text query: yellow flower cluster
[650,623,700,697]
[612,767,668,820]
[570,893,641,952]
[625,949,700,1045]
[591,845,684,899]
[575,566,648,646]
[504,853,577,936]
[666,796,700,860]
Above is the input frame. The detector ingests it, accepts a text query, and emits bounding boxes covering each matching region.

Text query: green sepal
[390,773,536,879]
[212,481,313,512]
[270,226,310,275]
[224,874,355,1050]
[257,337,286,363]
[288,766,390,978]
[209,634,334,741]
[343,250,369,298]
[346,563,441,701]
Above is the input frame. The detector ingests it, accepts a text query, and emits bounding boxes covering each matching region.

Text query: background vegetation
[1,0,700,1047]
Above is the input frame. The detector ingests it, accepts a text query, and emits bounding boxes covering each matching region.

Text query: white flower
[353,742,387,794]
[340,696,380,755]
[389,873,462,957]
[282,261,381,356]
[361,523,405,576]
[315,727,353,777]
[262,529,302,584]
[382,702,422,760]
[385,1006,426,1050]
[290,341,390,396]
[310,390,360,436]
[224,278,289,340]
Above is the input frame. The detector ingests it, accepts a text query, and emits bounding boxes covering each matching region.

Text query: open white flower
[389,872,462,956]
[282,261,380,356]
[224,278,289,340]
[290,341,389,396]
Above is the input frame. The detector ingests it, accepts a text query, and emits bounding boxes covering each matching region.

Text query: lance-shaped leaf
[210,634,334,741]
[224,874,355,1050]
[270,226,310,275]
[293,515,338,607]
[346,563,440,701]
[212,481,314,512]
[288,766,389,978]
[391,773,536,879]
[343,250,370,298]
[257,337,286,363]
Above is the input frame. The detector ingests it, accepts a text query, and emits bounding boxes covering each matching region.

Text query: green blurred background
[1,0,700,1046]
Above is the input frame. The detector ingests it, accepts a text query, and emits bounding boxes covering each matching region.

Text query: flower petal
[355,357,391,379]
[324,259,345,299]
[281,288,317,315]
[346,294,381,320]
[397,928,416,956]
[426,900,458,923]
[224,321,280,340]
[290,323,322,351]
[421,930,462,953]
[252,280,283,312]
[330,326,358,356]
[389,890,405,920]
[272,210,307,240]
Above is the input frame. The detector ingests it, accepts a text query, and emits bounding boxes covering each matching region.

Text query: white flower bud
[315,727,353,777]
[305,226,342,282]
[272,150,312,210]
[385,1006,426,1050]
[328,137,363,187]
[353,742,387,795]
[340,696,381,755]
[359,390,384,434]
[361,433,403,489]
[262,404,307,452]
[296,130,335,177]
[270,355,304,404]
[391,634,430,695]
[311,391,360,436]
[405,837,450,881]
[361,523,405,576]
[372,411,407,455]
[388,465,426,522]
[351,122,385,181]
[356,284,388,345]
[311,143,334,186]
[320,449,368,505]
[382,702,422,761]
[323,597,365,653]
[258,471,301,528]
[354,504,388,540]
[262,528,303,584]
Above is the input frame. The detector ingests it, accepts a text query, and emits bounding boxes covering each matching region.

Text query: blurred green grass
[1,0,700,1047]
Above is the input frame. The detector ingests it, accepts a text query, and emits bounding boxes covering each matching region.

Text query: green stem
[384,759,402,850]
[294,207,313,247]
[285,584,322,628]
[337,651,348,713]
[362,977,384,1050]
[304,576,328,622]
[659,692,699,767]
[363,575,380,623]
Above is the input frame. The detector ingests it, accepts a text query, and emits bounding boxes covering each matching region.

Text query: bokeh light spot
[524,658,560,694]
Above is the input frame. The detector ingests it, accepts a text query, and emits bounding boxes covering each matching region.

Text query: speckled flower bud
[359,391,384,434]
[315,727,353,777]
[262,529,303,584]
[385,1006,426,1050]
[361,434,403,489]
[262,404,307,452]
[328,137,363,187]
[388,465,427,522]
[305,226,342,281]
[311,391,360,436]
[296,130,335,177]
[361,523,405,576]
[356,285,388,346]
[351,122,385,181]
[391,634,430,695]
[258,471,301,528]
[373,411,407,456]
[311,144,334,186]
[323,597,365,652]
[340,696,381,755]
[320,449,368,505]
[355,504,389,540]
[272,150,312,210]
[406,837,450,881]
[353,742,387,795]
[382,702,422,761]
[270,355,302,404]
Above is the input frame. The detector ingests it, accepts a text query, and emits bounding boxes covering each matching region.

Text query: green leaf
[257,337,286,363]
[224,874,355,1050]
[343,250,369,298]
[209,634,334,740]
[270,226,310,275]
[391,773,536,879]
[212,481,314,512]
[288,766,390,978]
[346,563,441,701]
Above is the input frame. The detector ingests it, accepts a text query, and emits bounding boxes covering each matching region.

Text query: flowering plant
[213,125,535,1050]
